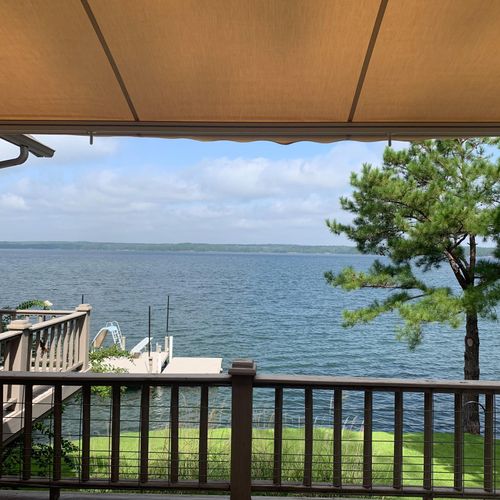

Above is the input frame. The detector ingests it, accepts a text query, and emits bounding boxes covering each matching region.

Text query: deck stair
[0,305,92,444]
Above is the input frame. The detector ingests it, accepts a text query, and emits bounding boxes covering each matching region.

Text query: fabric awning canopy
[1,0,500,144]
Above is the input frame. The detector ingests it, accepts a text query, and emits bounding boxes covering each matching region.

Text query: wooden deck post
[6,320,32,412]
[229,359,256,500]
[6,319,32,371]
[75,304,92,370]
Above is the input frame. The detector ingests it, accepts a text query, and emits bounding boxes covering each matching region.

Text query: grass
[70,427,499,489]
[4,426,499,499]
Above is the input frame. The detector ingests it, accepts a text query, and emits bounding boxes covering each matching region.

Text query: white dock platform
[162,357,223,374]
[101,351,168,374]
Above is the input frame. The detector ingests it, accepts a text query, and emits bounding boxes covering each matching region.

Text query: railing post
[229,359,256,500]
[76,304,92,370]
[6,319,32,372]
[6,319,32,412]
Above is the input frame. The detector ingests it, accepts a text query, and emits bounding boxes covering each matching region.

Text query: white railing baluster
[33,331,41,371]
[56,324,63,371]
[61,321,69,371]
[48,325,57,372]
[67,320,75,369]
[41,328,49,371]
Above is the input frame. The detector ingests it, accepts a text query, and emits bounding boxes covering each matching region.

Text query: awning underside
[1,0,500,143]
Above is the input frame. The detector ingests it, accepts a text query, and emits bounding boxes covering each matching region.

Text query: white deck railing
[0,305,91,417]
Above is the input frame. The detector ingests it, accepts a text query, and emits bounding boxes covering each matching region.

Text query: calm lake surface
[2,249,499,432]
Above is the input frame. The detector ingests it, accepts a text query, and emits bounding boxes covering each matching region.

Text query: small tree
[325,139,500,434]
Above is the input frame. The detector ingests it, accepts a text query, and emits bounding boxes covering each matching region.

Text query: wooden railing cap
[76,304,92,312]
[229,359,257,376]
[6,319,31,330]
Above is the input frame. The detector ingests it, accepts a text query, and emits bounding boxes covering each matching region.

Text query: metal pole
[166,295,170,335]
[148,306,151,357]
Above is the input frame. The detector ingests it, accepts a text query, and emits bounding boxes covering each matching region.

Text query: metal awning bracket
[0,134,55,170]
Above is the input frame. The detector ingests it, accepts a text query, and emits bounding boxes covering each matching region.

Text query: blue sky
[0,136,395,245]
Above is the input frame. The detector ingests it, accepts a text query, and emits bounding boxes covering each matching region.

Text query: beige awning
[1,0,500,143]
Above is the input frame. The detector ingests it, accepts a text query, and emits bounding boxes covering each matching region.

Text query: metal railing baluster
[453,392,463,491]
[423,390,433,492]
[110,384,121,482]
[304,387,313,487]
[140,383,150,484]
[199,384,209,484]
[333,388,342,487]
[393,391,403,489]
[52,384,62,481]
[22,383,32,480]
[273,385,283,486]
[0,382,3,478]
[81,384,91,482]
[363,390,373,489]
[170,384,179,483]
[484,392,494,493]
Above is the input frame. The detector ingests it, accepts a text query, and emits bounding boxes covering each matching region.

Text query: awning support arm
[0,145,29,169]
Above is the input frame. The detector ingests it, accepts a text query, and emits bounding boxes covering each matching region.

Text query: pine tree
[325,139,500,434]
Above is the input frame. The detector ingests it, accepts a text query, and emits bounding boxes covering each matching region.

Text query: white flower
[43,300,53,307]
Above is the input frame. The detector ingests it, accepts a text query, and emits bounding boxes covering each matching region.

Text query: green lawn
[3,426,497,499]
[78,427,497,489]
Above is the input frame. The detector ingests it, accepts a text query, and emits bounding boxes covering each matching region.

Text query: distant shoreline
[0,241,495,257]
[0,241,360,255]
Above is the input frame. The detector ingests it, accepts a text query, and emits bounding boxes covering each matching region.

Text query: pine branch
[324,261,426,293]
[444,249,468,289]
[449,233,468,251]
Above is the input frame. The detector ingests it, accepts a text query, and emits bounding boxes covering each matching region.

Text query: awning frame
[2,0,500,143]
[0,121,499,144]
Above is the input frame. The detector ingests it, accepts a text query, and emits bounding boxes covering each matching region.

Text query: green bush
[89,345,132,398]
[2,415,77,477]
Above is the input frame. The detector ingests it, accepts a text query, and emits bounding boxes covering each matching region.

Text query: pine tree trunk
[464,311,480,434]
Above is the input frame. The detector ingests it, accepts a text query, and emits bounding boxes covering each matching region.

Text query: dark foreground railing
[1,361,500,499]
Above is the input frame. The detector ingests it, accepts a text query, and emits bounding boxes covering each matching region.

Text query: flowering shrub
[1,298,53,330]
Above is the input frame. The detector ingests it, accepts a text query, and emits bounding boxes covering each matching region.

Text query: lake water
[2,249,499,432]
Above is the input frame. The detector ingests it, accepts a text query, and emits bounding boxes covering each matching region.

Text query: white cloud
[193,142,380,200]
[0,193,27,210]
[0,141,389,244]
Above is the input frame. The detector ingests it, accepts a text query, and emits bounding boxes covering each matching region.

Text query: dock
[163,356,223,374]
[103,354,223,374]
[95,324,223,375]
[100,351,169,374]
